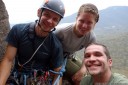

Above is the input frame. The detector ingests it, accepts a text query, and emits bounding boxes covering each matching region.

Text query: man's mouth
[88,64,101,67]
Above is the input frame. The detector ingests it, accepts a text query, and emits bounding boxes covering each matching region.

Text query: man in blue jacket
[0,0,65,84]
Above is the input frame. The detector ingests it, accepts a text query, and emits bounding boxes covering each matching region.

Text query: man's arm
[72,59,87,85]
[52,66,62,85]
[0,44,17,85]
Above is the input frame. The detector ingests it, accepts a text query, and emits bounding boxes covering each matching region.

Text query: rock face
[0,0,10,61]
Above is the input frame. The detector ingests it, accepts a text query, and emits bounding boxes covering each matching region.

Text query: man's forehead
[85,45,104,53]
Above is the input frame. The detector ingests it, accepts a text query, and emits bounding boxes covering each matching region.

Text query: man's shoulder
[113,73,128,80]
[110,73,128,84]
[11,23,30,33]
[12,23,28,29]
[55,23,74,33]
[50,32,62,45]
[13,22,35,32]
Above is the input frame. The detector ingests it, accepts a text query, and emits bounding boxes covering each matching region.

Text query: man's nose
[82,23,87,28]
[89,55,96,61]
[47,18,53,24]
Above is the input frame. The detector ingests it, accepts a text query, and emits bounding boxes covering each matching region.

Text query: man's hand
[72,62,87,85]
[72,69,85,85]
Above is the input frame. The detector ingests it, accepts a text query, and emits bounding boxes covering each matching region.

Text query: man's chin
[89,71,100,75]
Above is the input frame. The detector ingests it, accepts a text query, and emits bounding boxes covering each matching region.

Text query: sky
[3,0,128,24]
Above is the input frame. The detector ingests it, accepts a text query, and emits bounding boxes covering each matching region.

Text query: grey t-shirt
[80,73,128,85]
[55,23,96,55]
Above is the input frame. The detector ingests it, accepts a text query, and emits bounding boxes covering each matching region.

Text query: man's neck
[35,24,49,37]
[92,71,112,85]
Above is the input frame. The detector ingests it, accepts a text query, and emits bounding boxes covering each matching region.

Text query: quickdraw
[7,70,52,85]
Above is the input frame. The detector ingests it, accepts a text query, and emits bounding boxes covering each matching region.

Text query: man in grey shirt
[55,3,99,85]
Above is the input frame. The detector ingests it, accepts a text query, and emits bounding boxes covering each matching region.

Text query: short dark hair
[86,43,111,59]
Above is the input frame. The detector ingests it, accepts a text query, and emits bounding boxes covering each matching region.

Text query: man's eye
[43,13,50,17]
[79,20,84,23]
[84,54,90,58]
[95,52,102,57]
[45,14,49,17]
[53,18,59,22]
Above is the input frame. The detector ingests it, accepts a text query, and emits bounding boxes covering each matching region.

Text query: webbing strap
[24,74,27,85]
[49,57,67,85]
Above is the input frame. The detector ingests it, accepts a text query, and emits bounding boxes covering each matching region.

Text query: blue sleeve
[6,24,26,48]
[6,25,20,48]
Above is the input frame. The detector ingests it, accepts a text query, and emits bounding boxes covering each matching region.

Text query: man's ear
[37,8,42,17]
[108,59,112,67]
